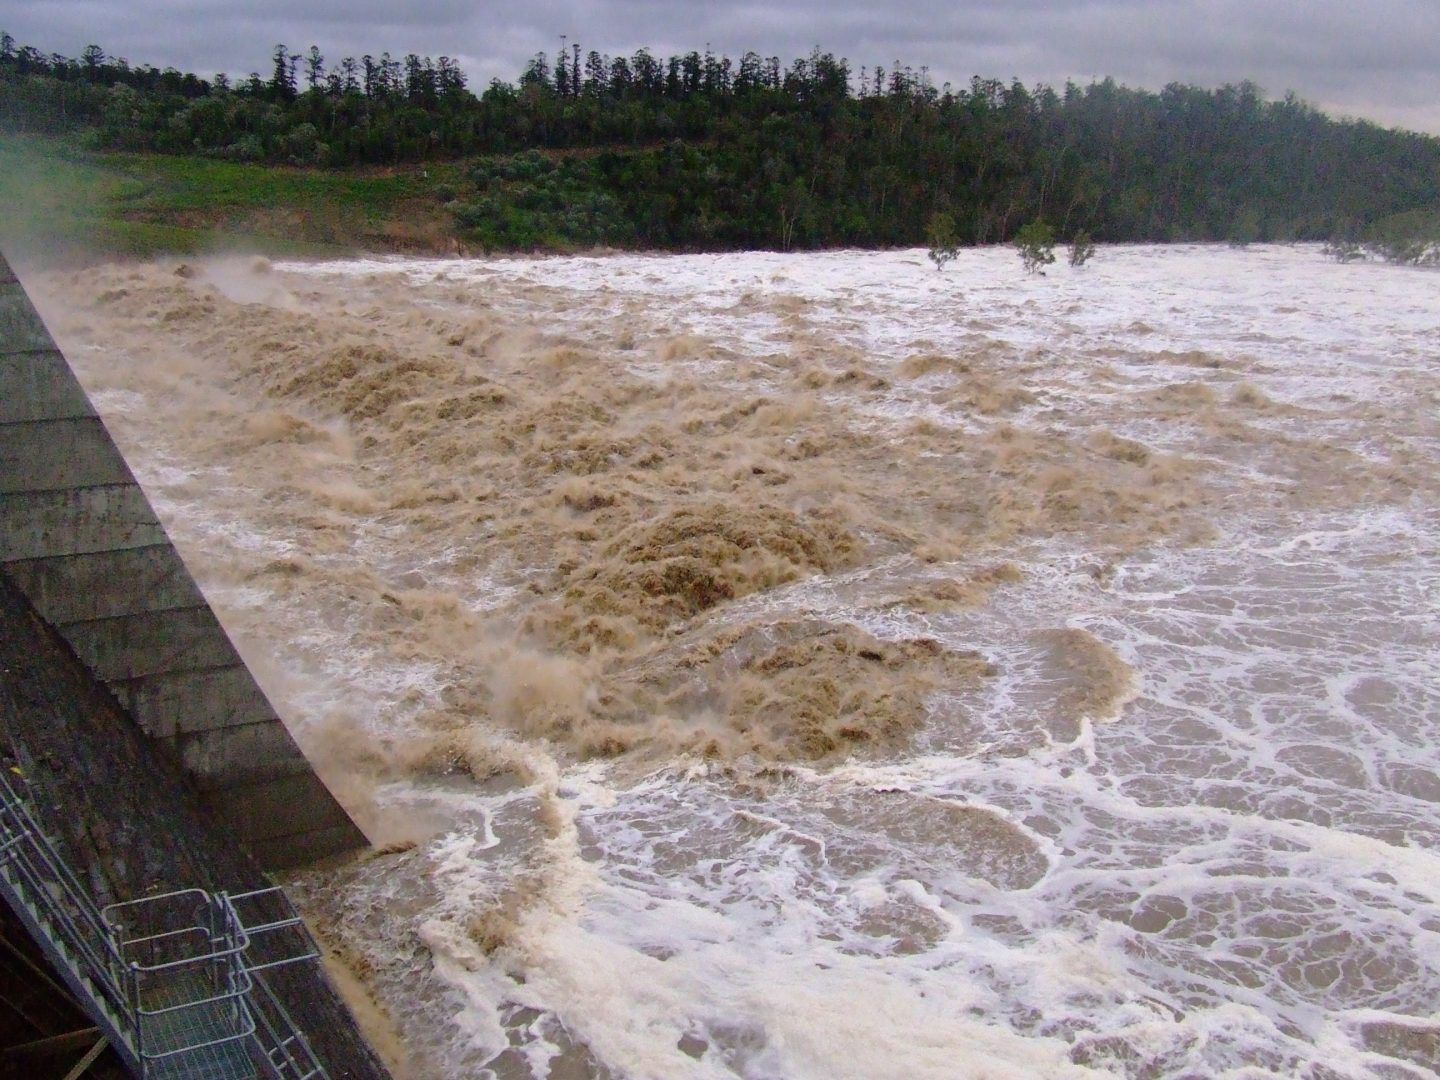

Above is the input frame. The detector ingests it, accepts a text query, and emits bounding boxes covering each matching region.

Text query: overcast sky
[4,1,1439,135]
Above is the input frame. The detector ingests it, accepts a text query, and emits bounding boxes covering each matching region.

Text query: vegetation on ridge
[2,33,1438,257]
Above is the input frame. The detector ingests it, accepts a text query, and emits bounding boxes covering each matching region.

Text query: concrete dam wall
[0,249,364,870]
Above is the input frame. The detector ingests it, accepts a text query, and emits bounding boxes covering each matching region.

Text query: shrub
[1322,238,1364,263]
[1364,210,1440,266]
[1068,230,1095,268]
[1015,220,1056,275]
[926,211,959,271]
[1226,208,1261,247]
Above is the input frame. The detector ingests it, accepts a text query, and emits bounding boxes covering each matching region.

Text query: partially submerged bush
[1323,210,1440,266]
[1365,210,1440,265]
[927,211,959,272]
[1015,220,1056,275]
[1322,238,1364,263]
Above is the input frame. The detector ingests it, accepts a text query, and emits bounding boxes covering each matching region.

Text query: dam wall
[0,250,365,869]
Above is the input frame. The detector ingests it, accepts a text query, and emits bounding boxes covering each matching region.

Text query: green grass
[0,134,464,264]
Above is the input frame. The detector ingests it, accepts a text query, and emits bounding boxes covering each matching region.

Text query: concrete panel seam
[0,415,138,494]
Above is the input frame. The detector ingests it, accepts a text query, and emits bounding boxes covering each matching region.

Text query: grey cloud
[1,0,1437,132]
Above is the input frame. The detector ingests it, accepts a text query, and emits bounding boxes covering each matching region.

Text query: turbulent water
[30,245,1439,1079]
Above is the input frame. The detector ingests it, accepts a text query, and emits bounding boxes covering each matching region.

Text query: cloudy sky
[4,0,1439,134]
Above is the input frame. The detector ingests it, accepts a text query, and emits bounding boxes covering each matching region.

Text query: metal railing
[103,888,258,1076]
[0,767,137,1072]
[0,768,329,1079]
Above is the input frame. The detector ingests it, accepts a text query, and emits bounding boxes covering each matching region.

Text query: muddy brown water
[27,244,1439,1079]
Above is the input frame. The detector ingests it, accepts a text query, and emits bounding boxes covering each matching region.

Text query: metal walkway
[0,768,329,1078]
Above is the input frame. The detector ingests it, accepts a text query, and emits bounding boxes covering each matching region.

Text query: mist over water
[31,245,1440,1078]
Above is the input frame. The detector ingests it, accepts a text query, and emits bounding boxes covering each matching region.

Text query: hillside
[3,37,1438,258]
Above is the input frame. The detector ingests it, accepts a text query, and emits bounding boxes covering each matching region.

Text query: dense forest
[2,33,1438,252]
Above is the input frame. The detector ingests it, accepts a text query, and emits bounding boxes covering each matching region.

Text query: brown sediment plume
[896,348,1037,415]
[1227,381,1293,411]
[1087,430,1153,465]
[1028,627,1137,740]
[1145,380,1219,408]
[693,621,997,760]
[316,944,418,1080]
[819,789,1049,890]
[536,501,858,645]
[29,255,1248,781]
[879,563,1025,613]
[18,249,1440,1080]
[940,376,1038,416]
[657,333,711,360]
[434,619,997,762]
[898,351,973,378]
[1147,348,1227,369]
[289,818,561,1078]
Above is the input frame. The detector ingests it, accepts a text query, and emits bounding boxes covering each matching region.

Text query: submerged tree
[1322,238,1364,263]
[1015,221,1056,275]
[1068,230,1095,268]
[1364,209,1440,265]
[926,211,959,271]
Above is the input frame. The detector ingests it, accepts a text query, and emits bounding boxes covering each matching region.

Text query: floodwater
[31,245,1440,1078]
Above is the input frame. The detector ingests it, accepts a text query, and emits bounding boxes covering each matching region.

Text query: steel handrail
[223,887,321,972]
[0,778,111,931]
[0,784,128,1002]
[0,772,139,1072]
[132,972,256,1021]
[117,936,253,975]
[247,970,327,1079]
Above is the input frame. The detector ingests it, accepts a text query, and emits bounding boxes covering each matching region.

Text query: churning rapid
[30,244,1439,1079]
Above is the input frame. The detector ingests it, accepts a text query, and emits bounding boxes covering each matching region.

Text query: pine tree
[269,44,296,101]
[305,45,324,91]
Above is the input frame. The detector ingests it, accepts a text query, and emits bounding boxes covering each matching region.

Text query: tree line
[3,33,1438,252]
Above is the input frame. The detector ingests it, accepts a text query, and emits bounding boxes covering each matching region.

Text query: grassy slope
[0,134,465,264]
